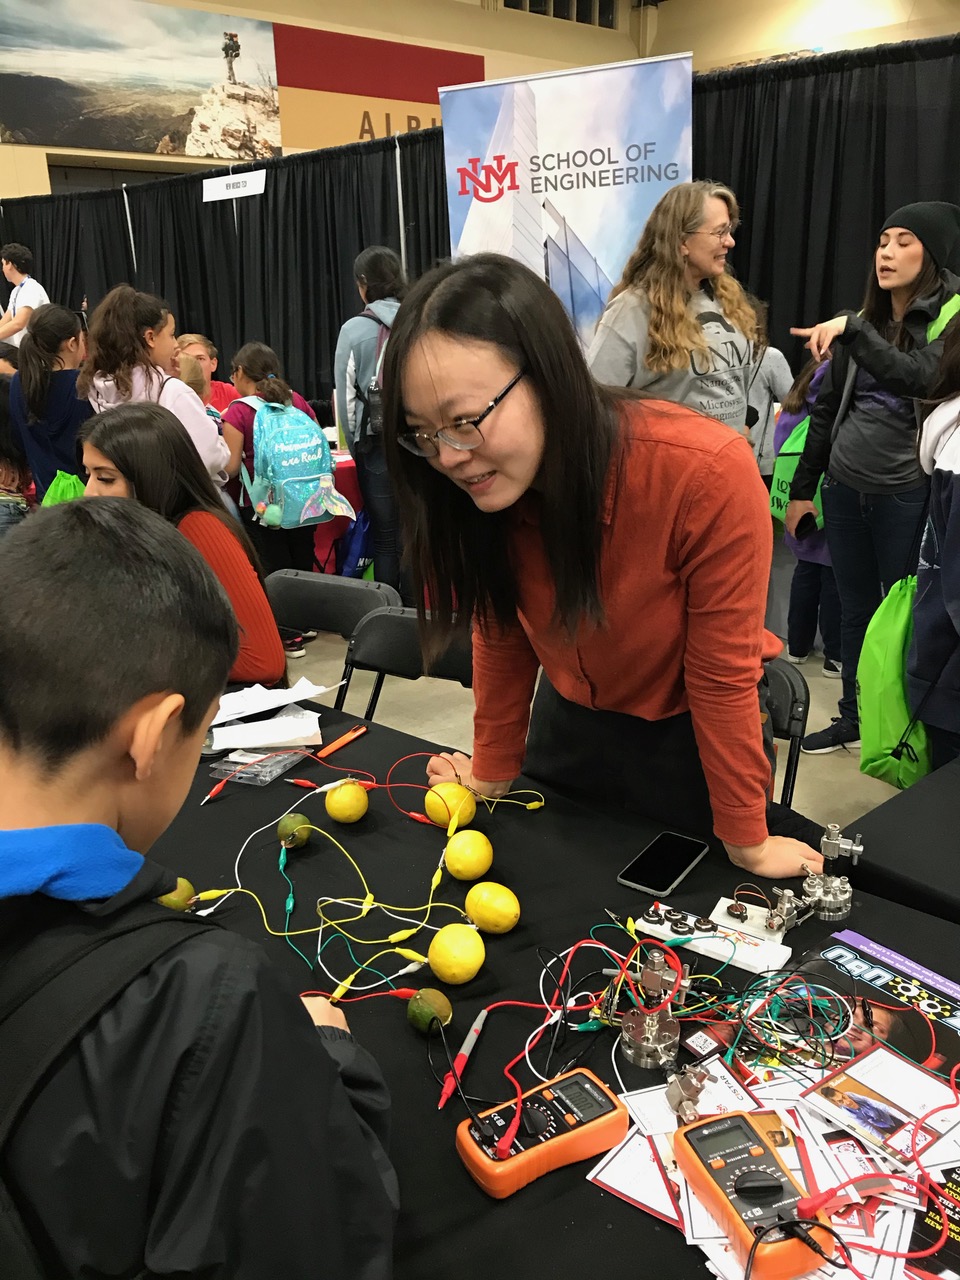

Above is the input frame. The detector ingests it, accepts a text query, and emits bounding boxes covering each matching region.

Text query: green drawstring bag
[40,472,86,506]
[769,415,824,528]
[857,576,931,789]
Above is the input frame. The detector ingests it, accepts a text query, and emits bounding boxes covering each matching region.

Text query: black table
[154,706,960,1280]
[849,757,960,924]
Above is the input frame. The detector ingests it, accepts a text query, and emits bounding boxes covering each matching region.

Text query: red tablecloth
[314,452,361,573]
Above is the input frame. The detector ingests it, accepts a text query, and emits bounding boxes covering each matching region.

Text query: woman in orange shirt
[381,254,823,881]
[80,403,285,687]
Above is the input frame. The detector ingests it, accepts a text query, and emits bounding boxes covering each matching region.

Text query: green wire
[279,862,315,972]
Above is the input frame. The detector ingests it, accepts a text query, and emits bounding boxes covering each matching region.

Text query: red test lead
[439,1009,488,1110]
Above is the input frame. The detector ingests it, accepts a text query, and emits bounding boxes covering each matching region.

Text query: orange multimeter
[455,1068,628,1199]
[674,1112,834,1280]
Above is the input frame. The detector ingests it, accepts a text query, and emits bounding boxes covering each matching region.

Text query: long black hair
[18,303,82,423]
[861,246,942,352]
[231,342,294,406]
[354,246,407,304]
[381,253,622,657]
[0,375,28,490]
[79,403,263,578]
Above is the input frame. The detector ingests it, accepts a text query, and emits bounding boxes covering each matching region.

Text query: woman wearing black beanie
[785,200,960,754]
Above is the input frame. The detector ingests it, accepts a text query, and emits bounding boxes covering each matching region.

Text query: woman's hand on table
[301,995,350,1031]
[426,751,512,799]
[723,836,824,881]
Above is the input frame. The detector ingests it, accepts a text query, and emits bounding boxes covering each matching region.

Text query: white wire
[523,1012,561,1082]
[195,788,326,917]
[610,1037,627,1097]
[316,896,444,934]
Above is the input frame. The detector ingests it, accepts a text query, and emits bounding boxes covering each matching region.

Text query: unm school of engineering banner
[440,54,693,346]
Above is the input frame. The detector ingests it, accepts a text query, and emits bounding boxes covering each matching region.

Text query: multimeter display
[456,1068,628,1199]
[675,1112,833,1280]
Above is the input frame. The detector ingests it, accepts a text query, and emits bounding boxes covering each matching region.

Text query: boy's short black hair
[0,243,33,274]
[0,499,238,769]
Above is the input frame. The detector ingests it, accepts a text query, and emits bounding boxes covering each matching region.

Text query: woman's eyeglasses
[398,369,526,459]
[688,221,739,242]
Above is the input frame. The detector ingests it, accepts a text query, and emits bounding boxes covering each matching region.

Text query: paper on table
[587,1130,683,1228]
[623,1057,759,1136]
[211,677,338,727]
[210,706,323,751]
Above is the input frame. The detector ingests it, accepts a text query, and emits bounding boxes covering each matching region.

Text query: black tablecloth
[154,706,960,1280]
[848,757,960,924]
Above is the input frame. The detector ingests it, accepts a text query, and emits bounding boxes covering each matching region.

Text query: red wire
[299,988,419,1001]
[797,1061,960,1273]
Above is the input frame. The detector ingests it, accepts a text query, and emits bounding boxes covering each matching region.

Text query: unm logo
[457,155,521,203]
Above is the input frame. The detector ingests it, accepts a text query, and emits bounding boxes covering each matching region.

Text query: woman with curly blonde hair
[588,180,758,433]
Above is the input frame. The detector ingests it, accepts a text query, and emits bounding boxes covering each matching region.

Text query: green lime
[277,813,311,849]
[407,988,454,1035]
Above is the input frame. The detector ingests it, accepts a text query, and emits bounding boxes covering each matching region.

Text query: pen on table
[438,1009,488,1110]
[316,725,368,758]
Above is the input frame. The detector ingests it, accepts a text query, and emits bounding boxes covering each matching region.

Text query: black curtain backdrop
[2,34,959,393]
[694,34,960,364]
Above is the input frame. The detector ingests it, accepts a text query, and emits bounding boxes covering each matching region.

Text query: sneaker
[786,651,809,664]
[283,639,306,659]
[822,658,842,678]
[300,629,319,641]
[801,716,860,754]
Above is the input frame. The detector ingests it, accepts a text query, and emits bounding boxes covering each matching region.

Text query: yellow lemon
[156,877,196,911]
[424,781,476,830]
[427,924,486,985]
[465,882,521,934]
[406,988,454,1035]
[324,780,369,824]
[443,830,494,881]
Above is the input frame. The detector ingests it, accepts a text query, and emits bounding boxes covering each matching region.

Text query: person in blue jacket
[9,303,91,501]
[334,245,406,593]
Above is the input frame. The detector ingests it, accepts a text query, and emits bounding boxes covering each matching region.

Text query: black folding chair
[763,656,810,808]
[336,607,473,721]
[264,570,402,640]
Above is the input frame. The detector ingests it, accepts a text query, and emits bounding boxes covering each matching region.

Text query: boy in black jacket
[0,499,397,1277]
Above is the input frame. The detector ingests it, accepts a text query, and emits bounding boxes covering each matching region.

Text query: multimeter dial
[733,1169,785,1202]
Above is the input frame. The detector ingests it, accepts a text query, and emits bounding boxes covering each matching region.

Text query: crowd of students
[2,182,960,1274]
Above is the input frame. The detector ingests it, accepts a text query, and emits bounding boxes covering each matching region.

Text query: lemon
[156,877,196,911]
[277,813,312,848]
[444,830,494,881]
[465,882,521,934]
[427,923,486,985]
[406,988,454,1035]
[424,781,476,830]
[324,780,369,824]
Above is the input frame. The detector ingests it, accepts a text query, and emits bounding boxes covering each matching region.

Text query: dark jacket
[9,368,92,501]
[908,396,960,732]
[1,871,398,1278]
[790,270,960,501]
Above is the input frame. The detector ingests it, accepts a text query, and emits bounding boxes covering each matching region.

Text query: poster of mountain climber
[0,0,282,160]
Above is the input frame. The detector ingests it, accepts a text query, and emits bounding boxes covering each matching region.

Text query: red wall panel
[273,24,484,103]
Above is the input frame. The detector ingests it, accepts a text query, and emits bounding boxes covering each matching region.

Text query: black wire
[428,1018,495,1132]
[425,1029,492,1104]
[536,947,572,1076]
[743,1218,850,1280]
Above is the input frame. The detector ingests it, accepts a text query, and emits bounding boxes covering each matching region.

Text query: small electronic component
[727,901,748,921]
[455,1069,628,1198]
[675,1111,834,1279]
[619,947,684,1068]
[665,1063,716,1124]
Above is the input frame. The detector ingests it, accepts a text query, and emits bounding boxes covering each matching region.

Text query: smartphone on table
[616,831,709,898]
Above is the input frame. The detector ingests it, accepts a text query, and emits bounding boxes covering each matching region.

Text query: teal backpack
[239,397,355,530]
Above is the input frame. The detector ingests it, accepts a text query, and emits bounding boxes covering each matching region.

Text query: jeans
[787,560,841,661]
[355,445,403,594]
[0,499,27,538]
[822,474,928,724]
